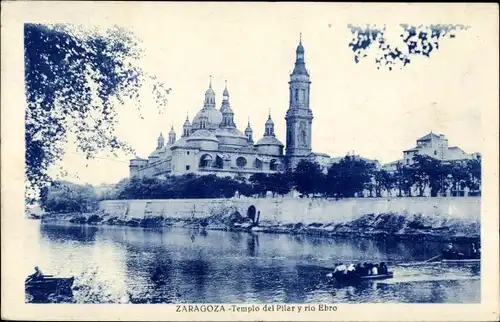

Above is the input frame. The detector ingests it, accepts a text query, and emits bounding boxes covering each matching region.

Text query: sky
[39,3,495,185]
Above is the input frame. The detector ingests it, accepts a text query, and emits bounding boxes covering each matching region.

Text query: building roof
[186,129,219,142]
[214,128,247,140]
[254,136,284,147]
[417,132,442,142]
[403,147,419,152]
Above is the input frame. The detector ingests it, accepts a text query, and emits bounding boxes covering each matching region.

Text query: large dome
[255,136,284,146]
[192,108,223,130]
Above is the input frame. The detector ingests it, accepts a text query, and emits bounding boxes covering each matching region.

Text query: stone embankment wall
[42,197,480,242]
[99,197,480,225]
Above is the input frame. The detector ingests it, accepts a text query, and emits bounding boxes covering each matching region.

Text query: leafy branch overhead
[25,23,171,197]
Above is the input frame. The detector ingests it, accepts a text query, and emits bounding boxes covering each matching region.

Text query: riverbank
[40,206,480,243]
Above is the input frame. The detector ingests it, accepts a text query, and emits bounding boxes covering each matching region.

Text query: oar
[423,254,442,263]
[398,254,442,267]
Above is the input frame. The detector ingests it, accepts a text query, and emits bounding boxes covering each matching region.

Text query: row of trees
[290,154,481,198]
[39,154,481,213]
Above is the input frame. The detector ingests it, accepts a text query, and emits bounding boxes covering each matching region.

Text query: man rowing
[26,266,44,282]
[442,243,465,260]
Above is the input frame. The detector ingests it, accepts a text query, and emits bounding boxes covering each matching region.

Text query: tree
[25,24,170,202]
[465,158,481,195]
[267,172,293,197]
[249,173,270,197]
[292,160,325,197]
[325,156,375,198]
[40,180,99,213]
[394,162,414,197]
[373,169,394,197]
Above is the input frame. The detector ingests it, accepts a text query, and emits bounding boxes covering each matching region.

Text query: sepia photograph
[2,2,499,321]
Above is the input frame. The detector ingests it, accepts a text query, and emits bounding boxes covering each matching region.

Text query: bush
[40,181,99,214]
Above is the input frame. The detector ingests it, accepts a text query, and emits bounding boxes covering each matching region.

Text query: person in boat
[365,263,374,275]
[470,243,481,259]
[379,262,388,275]
[27,266,44,281]
[346,264,356,277]
[333,263,347,277]
[442,243,465,260]
[355,263,363,276]
[371,264,379,275]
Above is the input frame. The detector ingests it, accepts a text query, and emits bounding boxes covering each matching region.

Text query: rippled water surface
[25,221,480,303]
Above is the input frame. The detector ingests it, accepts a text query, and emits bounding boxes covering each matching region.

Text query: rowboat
[327,271,394,283]
[441,258,480,263]
[25,276,74,294]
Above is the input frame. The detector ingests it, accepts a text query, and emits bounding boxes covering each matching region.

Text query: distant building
[382,132,480,172]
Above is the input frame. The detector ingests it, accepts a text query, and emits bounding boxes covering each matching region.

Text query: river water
[24,220,480,303]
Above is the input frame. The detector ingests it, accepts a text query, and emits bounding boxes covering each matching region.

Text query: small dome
[169,126,176,135]
[187,129,219,143]
[183,118,191,126]
[205,87,215,96]
[255,136,284,146]
[265,116,274,126]
[296,43,304,54]
[245,122,253,132]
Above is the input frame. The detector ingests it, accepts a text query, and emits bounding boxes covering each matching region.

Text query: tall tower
[285,34,313,169]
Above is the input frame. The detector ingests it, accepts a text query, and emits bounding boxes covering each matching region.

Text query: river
[24,220,480,303]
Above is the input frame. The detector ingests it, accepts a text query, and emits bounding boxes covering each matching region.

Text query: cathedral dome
[255,136,284,147]
[192,108,223,130]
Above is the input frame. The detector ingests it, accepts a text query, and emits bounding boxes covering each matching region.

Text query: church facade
[129,37,329,179]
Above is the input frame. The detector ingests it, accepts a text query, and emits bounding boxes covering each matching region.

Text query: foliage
[249,172,293,197]
[112,174,253,200]
[292,160,325,197]
[325,156,376,198]
[40,180,99,213]
[25,23,170,202]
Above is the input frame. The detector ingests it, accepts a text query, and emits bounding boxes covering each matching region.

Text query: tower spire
[299,32,302,44]
[209,75,212,88]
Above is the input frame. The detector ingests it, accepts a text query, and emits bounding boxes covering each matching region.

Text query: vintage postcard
[1,1,499,321]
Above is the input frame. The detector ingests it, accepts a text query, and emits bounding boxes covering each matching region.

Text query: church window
[270,159,278,171]
[236,157,247,168]
[186,165,190,171]
[434,150,437,155]
[254,159,262,170]
[295,89,299,101]
[187,151,190,155]
[287,129,293,145]
[300,89,306,102]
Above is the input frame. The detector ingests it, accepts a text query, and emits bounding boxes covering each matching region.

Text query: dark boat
[327,271,394,283]
[25,276,74,294]
[441,258,481,263]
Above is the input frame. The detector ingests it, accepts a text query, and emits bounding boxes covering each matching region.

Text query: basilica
[129,37,329,179]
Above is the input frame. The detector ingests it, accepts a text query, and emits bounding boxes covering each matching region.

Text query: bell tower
[285,34,313,169]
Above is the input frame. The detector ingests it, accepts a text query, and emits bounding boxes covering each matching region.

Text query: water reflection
[27,222,480,304]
